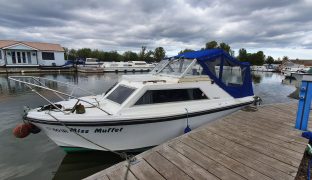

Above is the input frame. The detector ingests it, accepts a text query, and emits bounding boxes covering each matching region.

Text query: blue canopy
[175,49,254,98]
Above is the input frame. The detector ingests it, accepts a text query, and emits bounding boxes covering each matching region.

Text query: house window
[42,52,55,60]
[22,52,26,63]
[106,85,136,104]
[17,52,21,63]
[12,51,16,64]
[27,52,31,64]
[135,88,208,105]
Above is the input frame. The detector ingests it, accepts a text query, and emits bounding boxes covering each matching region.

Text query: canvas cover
[175,49,254,98]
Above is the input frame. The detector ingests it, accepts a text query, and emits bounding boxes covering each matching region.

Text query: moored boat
[101,61,155,72]
[10,49,255,152]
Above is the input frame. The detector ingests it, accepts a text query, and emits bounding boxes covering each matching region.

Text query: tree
[138,46,147,61]
[68,49,77,60]
[178,49,194,54]
[282,56,289,61]
[218,42,231,53]
[205,41,218,49]
[154,47,166,62]
[77,48,92,59]
[266,56,274,64]
[138,46,154,62]
[145,50,154,62]
[63,47,69,60]
[254,51,265,65]
[123,51,139,61]
[107,51,124,61]
[238,48,248,62]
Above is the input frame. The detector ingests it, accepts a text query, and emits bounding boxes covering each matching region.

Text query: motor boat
[10,49,254,152]
[79,58,103,67]
[101,61,155,72]
[281,63,306,77]
[251,64,277,72]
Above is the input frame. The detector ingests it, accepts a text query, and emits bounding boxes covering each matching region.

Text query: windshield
[158,58,194,76]
[106,85,136,104]
[150,59,169,74]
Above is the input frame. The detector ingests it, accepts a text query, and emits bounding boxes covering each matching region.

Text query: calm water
[0,71,297,180]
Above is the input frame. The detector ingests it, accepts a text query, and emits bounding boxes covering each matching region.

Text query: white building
[0,40,65,67]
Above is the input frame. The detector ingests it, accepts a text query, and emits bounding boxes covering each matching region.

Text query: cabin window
[42,52,55,60]
[106,85,136,104]
[205,57,244,87]
[222,59,244,86]
[135,88,208,105]
[134,63,146,65]
[0,50,2,59]
[184,61,206,76]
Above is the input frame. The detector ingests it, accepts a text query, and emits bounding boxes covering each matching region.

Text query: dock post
[295,75,312,130]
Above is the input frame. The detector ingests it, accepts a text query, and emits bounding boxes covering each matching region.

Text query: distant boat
[101,61,156,72]
[251,64,277,72]
[78,58,103,67]
[290,67,312,80]
[281,61,307,77]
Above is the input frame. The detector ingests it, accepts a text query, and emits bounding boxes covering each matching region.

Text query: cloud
[0,0,311,58]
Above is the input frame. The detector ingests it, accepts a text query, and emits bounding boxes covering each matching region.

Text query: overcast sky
[0,0,311,59]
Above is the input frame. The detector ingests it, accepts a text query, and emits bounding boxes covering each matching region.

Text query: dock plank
[157,145,219,180]
[216,120,304,153]
[107,167,137,180]
[207,121,303,159]
[181,136,271,180]
[224,114,306,143]
[144,152,192,180]
[85,102,308,180]
[222,115,306,145]
[168,140,245,180]
[190,131,297,179]
[203,123,301,167]
[129,159,165,180]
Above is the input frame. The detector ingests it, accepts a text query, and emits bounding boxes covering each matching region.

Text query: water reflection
[53,151,133,180]
[252,73,262,84]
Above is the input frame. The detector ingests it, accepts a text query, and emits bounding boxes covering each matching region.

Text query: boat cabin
[101,49,253,114]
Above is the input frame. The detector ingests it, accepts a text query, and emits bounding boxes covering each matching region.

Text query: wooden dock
[85,103,309,180]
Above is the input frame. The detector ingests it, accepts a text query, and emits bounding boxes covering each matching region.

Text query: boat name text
[45,127,124,134]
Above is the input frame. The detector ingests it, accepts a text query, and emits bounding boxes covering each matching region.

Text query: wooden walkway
[85,103,309,180]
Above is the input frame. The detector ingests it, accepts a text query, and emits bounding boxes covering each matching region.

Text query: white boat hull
[103,67,153,72]
[30,105,245,151]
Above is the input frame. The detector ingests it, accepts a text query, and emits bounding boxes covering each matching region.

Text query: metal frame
[295,75,312,130]
[8,76,111,115]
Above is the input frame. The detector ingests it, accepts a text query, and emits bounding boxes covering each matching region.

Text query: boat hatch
[106,85,136,104]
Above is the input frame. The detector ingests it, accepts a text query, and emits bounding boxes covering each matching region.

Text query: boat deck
[85,102,309,180]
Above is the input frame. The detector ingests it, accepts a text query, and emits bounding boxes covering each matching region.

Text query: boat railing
[8,76,111,115]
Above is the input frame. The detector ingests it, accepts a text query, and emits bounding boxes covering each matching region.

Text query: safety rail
[8,76,111,115]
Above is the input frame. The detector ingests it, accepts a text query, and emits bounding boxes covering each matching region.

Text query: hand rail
[8,76,111,115]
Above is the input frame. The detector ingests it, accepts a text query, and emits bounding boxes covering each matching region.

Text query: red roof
[0,40,64,52]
